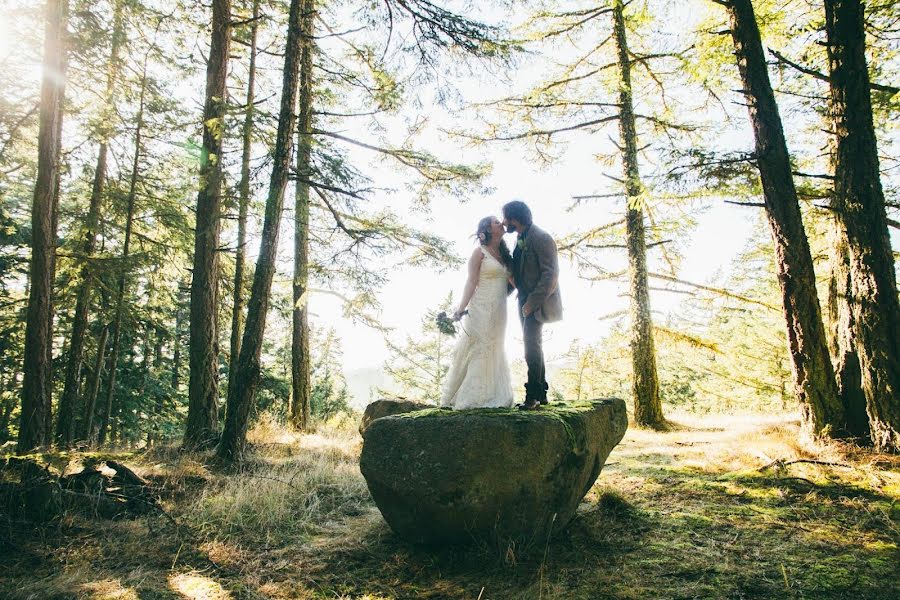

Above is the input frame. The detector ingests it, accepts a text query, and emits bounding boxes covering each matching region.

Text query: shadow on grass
[2,420,898,600]
[287,489,652,600]
[295,449,898,599]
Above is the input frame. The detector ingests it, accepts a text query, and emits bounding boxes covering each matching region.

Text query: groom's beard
[505,224,516,234]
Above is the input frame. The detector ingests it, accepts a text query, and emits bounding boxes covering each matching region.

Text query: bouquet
[435,310,467,335]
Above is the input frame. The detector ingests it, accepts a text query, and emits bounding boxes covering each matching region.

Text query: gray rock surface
[359,399,433,435]
[359,398,627,546]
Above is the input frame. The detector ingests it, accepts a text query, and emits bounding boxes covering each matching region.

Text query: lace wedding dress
[440,247,515,409]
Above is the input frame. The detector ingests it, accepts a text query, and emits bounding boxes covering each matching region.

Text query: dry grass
[1,411,898,599]
[187,421,369,545]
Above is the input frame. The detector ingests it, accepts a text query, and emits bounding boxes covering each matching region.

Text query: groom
[502,201,562,410]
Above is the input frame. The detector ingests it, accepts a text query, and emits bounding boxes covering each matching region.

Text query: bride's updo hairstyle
[476,216,513,268]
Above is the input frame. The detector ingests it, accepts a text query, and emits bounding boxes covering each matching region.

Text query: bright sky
[309,3,759,375]
[0,2,764,389]
[8,1,892,396]
[312,139,757,373]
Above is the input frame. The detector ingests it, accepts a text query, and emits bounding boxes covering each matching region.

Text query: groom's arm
[523,232,558,314]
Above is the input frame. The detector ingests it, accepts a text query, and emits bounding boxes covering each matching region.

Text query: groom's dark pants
[519,297,548,402]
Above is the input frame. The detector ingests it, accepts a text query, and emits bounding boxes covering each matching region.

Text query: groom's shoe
[518,398,540,411]
[539,382,549,404]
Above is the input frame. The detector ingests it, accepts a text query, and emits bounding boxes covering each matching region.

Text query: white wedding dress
[440,247,515,409]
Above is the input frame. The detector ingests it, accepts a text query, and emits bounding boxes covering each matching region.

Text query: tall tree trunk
[185,0,231,450]
[826,224,869,438]
[81,323,108,442]
[56,0,124,447]
[151,326,164,438]
[218,0,310,462]
[45,65,65,444]
[173,283,186,392]
[0,372,17,442]
[824,0,900,451]
[19,0,68,453]
[98,62,146,446]
[0,398,15,443]
[140,322,151,392]
[228,0,259,397]
[724,0,846,437]
[612,0,664,428]
[154,326,164,369]
[291,7,314,431]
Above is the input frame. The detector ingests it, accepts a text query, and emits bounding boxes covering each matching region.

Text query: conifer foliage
[0,0,896,456]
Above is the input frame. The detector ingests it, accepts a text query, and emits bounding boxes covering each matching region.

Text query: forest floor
[1,410,898,600]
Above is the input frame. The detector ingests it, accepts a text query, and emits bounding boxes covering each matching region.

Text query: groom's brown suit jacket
[511,224,562,323]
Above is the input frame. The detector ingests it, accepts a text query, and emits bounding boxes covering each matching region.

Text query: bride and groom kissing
[441,200,562,411]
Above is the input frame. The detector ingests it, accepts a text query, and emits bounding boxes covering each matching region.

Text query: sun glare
[0,16,13,59]
[0,12,46,87]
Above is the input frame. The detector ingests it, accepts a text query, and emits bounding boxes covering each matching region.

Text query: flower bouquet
[435,310,467,336]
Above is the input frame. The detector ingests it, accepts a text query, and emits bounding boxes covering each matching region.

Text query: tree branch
[648,272,781,312]
[769,48,899,95]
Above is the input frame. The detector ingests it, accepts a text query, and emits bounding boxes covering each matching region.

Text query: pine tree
[19,0,68,452]
[98,48,148,446]
[716,0,846,437]
[218,0,308,462]
[227,0,259,402]
[823,0,900,451]
[56,0,125,447]
[291,0,315,430]
[185,0,231,450]
[612,0,664,427]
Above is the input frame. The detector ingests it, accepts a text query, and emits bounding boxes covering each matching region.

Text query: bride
[440,216,515,409]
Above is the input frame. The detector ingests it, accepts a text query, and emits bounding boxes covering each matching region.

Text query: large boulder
[359,399,433,435]
[359,398,627,546]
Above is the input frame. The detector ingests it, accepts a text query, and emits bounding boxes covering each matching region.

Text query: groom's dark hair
[502,200,532,226]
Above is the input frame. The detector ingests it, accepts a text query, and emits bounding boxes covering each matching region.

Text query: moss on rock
[358,399,432,435]
[359,398,627,547]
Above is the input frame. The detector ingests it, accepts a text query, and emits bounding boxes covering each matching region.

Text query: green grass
[1,412,898,599]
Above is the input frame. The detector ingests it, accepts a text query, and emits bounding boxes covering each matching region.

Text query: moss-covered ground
[1,411,898,599]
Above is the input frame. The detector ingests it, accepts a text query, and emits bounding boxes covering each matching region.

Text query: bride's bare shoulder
[466,246,485,273]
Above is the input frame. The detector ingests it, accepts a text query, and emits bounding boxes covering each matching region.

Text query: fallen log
[1,457,161,522]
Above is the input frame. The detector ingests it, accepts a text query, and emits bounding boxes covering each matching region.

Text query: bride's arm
[454,248,483,318]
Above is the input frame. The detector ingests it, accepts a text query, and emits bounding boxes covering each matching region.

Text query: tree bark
[185,0,231,450]
[19,0,68,453]
[228,0,259,399]
[724,0,846,437]
[0,398,15,443]
[218,0,309,462]
[173,283,186,392]
[824,0,900,451]
[826,223,869,438]
[98,61,146,446]
[0,372,17,442]
[56,0,124,447]
[81,323,108,442]
[45,53,65,445]
[154,326,164,370]
[291,3,314,431]
[612,0,664,428]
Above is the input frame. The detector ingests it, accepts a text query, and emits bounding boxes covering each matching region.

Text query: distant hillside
[344,367,388,409]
